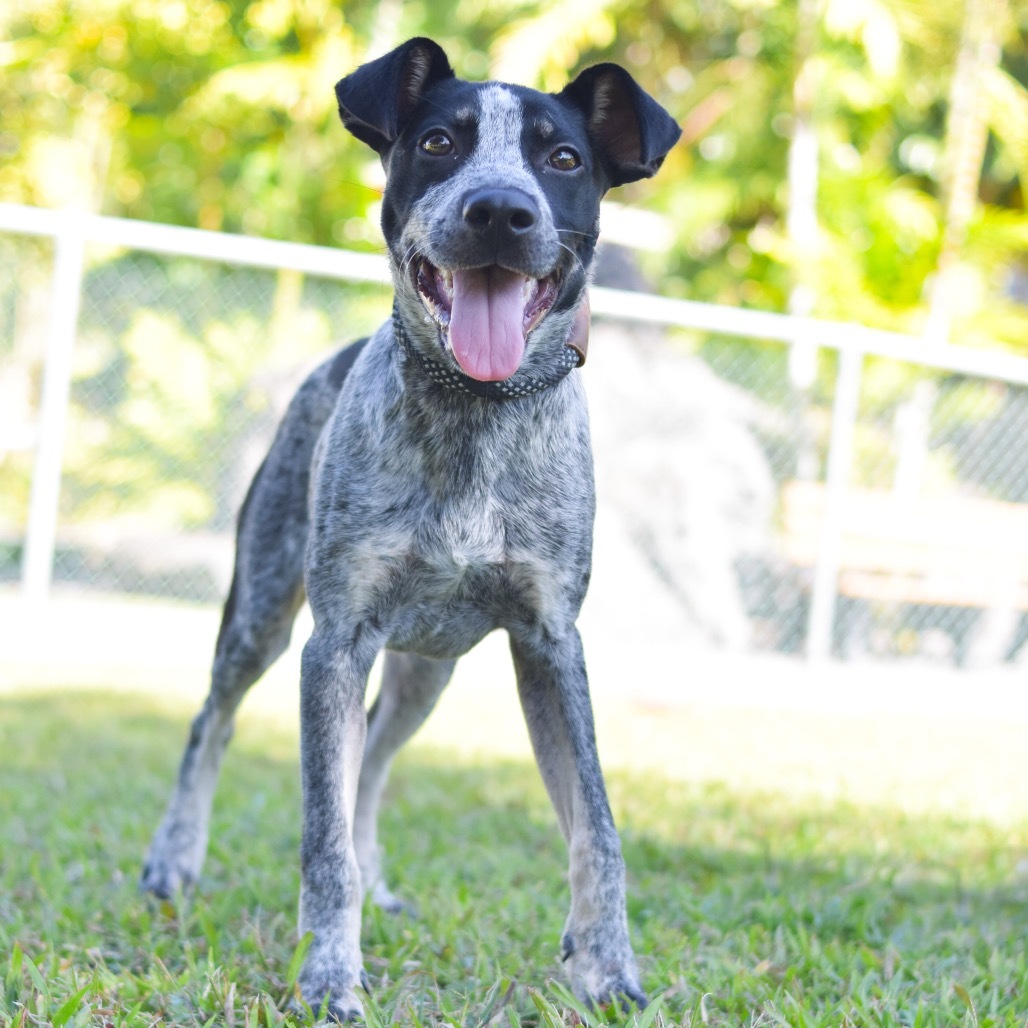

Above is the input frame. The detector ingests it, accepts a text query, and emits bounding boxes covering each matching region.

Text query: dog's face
[336,39,681,385]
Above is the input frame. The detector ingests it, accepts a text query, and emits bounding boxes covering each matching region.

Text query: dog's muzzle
[415,261,560,382]
[410,187,563,383]
[394,304,581,401]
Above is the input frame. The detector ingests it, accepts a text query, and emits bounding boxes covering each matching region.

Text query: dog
[141,37,680,1020]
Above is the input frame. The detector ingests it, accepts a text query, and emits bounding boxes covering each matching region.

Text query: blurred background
[2,0,1028,700]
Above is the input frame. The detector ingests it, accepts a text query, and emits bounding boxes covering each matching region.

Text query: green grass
[2,691,1028,1026]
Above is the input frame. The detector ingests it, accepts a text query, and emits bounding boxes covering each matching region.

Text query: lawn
[2,688,1028,1026]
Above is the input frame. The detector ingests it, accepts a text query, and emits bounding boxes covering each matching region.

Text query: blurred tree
[2,0,1028,531]
[3,0,1025,325]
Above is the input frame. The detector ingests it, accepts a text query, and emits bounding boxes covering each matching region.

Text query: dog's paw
[291,992,364,1025]
[140,852,197,901]
[140,822,204,900]
[560,930,647,1011]
[603,976,648,1012]
[296,955,368,1024]
[369,879,416,916]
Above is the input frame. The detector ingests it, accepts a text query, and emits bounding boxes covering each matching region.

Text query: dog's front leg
[510,629,646,1009]
[354,651,456,912]
[296,629,374,1022]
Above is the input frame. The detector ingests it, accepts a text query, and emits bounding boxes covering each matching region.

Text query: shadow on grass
[2,689,1027,1024]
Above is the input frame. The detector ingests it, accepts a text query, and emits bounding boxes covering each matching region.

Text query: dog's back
[211,339,367,657]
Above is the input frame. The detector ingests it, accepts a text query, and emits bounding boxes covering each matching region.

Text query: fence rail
[4,202,1028,665]
[6,203,1028,382]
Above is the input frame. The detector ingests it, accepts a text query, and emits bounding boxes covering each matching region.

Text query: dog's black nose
[462,188,539,239]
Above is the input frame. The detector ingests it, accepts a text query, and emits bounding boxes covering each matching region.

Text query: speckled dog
[141,37,680,1020]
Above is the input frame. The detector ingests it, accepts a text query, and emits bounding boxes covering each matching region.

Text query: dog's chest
[339,476,576,657]
[311,364,594,655]
[381,482,515,599]
[430,488,506,568]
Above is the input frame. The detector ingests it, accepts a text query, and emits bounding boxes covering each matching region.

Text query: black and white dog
[142,38,680,1020]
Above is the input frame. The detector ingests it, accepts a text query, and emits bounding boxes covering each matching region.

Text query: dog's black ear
[560,65,681,188]
[335,38,455,154]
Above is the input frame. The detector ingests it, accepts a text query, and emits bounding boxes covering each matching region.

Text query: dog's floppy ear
[561,65,682,188]
[335,37,455,154]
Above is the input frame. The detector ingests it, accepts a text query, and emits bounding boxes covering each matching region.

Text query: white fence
[4,201,1028,664]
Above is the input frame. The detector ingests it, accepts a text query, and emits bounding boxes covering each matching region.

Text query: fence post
[21,215,86,602]
[806,345,864,662]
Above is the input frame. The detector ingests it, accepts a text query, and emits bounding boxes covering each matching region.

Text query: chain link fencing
[3,218,1028,668]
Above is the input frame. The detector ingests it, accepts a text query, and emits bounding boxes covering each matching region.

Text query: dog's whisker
[557,242,587,278]
[399,243,419,277]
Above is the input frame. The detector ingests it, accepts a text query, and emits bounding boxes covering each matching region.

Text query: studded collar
[393,305,585,402]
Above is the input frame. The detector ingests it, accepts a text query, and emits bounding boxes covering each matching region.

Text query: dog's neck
[392,305,583,402]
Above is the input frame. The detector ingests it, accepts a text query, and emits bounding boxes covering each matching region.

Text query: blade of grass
[51,979,95,1027]
[23,953,47,1000]
[954,983,978,1027]
[279,931,313,1010]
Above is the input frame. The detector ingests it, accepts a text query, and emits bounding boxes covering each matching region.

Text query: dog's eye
[420,132,454,156]
[548,148,581,171]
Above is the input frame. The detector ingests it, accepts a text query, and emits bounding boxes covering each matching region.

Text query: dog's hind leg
[510,629,646,1009]
[140,462,307,899]
[141,345,363,899]
[353,651,455,911]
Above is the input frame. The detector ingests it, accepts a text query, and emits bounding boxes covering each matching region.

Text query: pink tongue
[449,267,528,381]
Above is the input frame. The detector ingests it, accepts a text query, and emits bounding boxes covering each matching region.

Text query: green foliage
[2,0,1028,534]
[53,255,390,531]
[3,0,1026,311]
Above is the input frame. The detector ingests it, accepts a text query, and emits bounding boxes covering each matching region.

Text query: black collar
[393,307,581,401]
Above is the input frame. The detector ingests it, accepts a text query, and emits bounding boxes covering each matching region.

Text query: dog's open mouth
[415,260,559,382]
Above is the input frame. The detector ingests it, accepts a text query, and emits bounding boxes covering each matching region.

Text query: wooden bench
[781,480,1028,610]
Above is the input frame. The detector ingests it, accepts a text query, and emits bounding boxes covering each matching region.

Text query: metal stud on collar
[393,309,581,402]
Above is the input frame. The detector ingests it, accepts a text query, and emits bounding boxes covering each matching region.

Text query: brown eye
[420,132,454,156]
[548,147,581,171]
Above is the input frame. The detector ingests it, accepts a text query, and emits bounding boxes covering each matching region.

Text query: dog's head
[336,38,681,388]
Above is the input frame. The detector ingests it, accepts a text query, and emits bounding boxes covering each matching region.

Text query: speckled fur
[141,37,680,1022]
